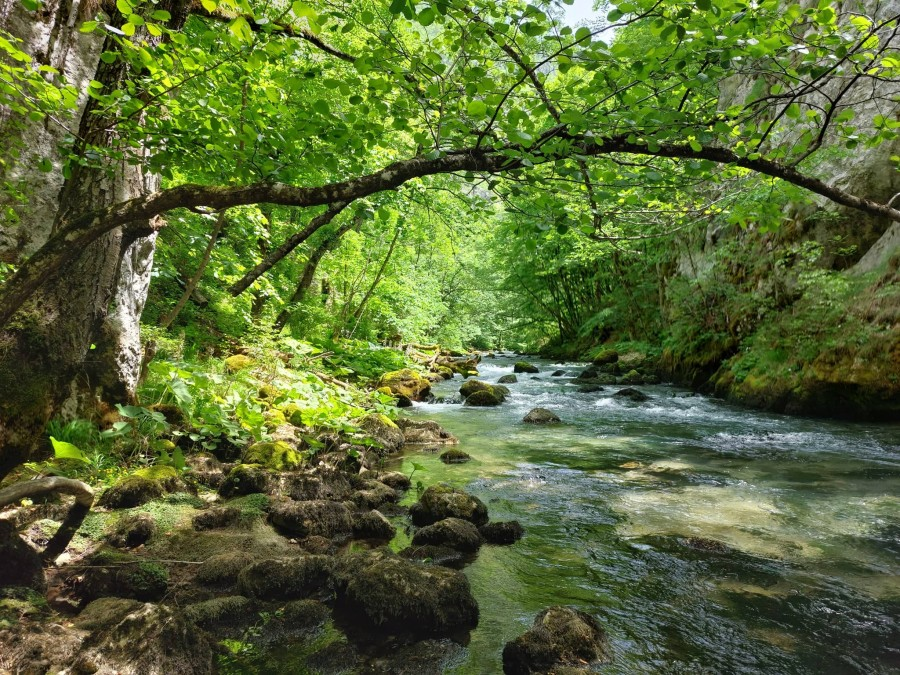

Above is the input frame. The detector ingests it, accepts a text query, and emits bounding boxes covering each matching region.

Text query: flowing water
[390,354,900,674]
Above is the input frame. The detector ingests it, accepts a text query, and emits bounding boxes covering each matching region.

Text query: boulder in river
[578,384,604,394]
[479,520,525,545]
[440,449,472,464]
[237,555,333,600]
[591,348,618,366]
[465,389,504,406]
[352,510,396,540]
[397,418,459,445]
[502,606,610,674]
[498,374,518,384]
[514,361,540,374]
[360,414,405,454]
[523,408,561,424]
[412,517,483,552]
[613,387,649,402]
[332,550,479,635]
[410,484,489,526]
[550,369,566,376]
[619,369,645,385]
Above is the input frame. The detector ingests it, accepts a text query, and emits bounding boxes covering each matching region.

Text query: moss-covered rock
[513,361,539,374]
[398,544,468,568]
[224,354,255,373]
[76,549,169,603]
[502,606,609,674]
[619,369,645,385]
[479,521,525,545]
[498,374,518,384]
[377,368,432,401]
[522,408,561,424]
[99,476,165,509]
[410,484,488,527]
[184,595,254,629]
[237,556,333,600]
[192,506,240,531]
[107,512,156,548]
[578,384,605,393]
[359,413,405,454]
[352,510,396,540]
[459,379,493,398]
[286,468,354,502]
[591,349,619,366]
[440,449,472,464]
[351,480,400,509]
[264,408,287,427]
[464,389,503,406]
[73,597,143,631]
[243,440,305,470]
[218,464,271,498]
[613,387,649,402]
[258,384,280,400]
[412,518,482,552]
[332,550,478,635]
[195,551,257,587]
[365,470,411,491]
[396,418,459,445]
[269,500,353,539]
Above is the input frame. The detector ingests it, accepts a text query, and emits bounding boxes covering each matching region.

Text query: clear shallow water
[392,355,900,674]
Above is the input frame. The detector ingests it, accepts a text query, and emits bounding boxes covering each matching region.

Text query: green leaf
[50,437,90,463]
[21,0,40,11]
[150,9,171,20]
[201,0,217,12]
[115,0,132,15]
[467,100,487,117]
[121,22,136,36]
[696,0,711,10]
[388,0,407,15]
[79,20,99,33]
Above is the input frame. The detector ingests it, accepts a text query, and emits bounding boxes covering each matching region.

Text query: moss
[196,551,257,586]
[129,562,169,600]
[224,354,255,373]
[377,368,431,400]
[237,556,333,599]
[133,465,178,482]
[257,384,280,400]
[264,409,287,427]
[464,389,502,406]
[219,464,271,498]
[0,587,48,628]
[185,596,253,628]
[227,493,271,523]
[243,441,304,471]
[280,403,306,427]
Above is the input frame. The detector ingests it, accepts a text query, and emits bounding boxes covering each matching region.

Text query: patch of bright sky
[563,0,599,26]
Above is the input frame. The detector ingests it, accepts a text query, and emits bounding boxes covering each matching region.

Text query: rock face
[523,408,561,424]
[0,520,44,590]
[514,361,540,373]
[332,551,479,635]
[614,387,649,402]
[479,521,525,545]
[412,518,483,552]
[378,369,432,401]
[269,500,353,540]
[502,606,610,675]
[410,484,489,527]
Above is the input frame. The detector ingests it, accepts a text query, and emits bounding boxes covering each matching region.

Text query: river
[391,354,900,674]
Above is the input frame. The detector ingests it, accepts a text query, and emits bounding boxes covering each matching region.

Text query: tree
[1,0,898,477]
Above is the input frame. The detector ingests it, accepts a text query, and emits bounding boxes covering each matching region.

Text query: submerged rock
[479,521,525,545]
[502,606,610,674]
[410,484,489,527]
[412,518,483,552]
[332,550,478,635]
[498,374,518,384]
[613,387,649,402]
[578,384,604,394]
[269,500,353,540]
[440,449,472,464]
[514,361,540,374]
[523,408,561,424]
[551,369,566,377]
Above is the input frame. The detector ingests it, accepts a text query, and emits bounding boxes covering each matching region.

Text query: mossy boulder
[76,549,169,603]
[237,556,333,600]
[619,369,645,385]
[464,389,503,406]
[440,449,471,464]
[224,354,255,373]
[591,348,619,366]
[286,469,354,502]
[459,379,494,398]
[412,518,483,553]
[410,484,488,527]
[73,597,144,631]
[502,606,609,674]
[399,544,468,568]
[269,500,353,540]
[359,413,405,454]
[280,403,307,427]
[264,408,287,427]
[243,440,305,470]
[184,595,254,629]
[498,374,518,384]
[513,361,539,374]
[365,470,411,491]
[332,550,478,635]
[377,368,432,401]
[107,513,156,548]
[192,506,241,531]
[195,551,257,587]
[218,464,271,498]
[352,510,396,540]
[396,418,459,445]
[613,387,649,402]
[99,466,182,509]
[257,384,280,400]
[618,351,650,371]
[480,521,525,545]
[578,384,604,394]
[523,408,561,424]
[352,479,400,509]
[149,403,187,426]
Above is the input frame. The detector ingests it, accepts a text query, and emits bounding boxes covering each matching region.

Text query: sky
[563,0,599,26]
